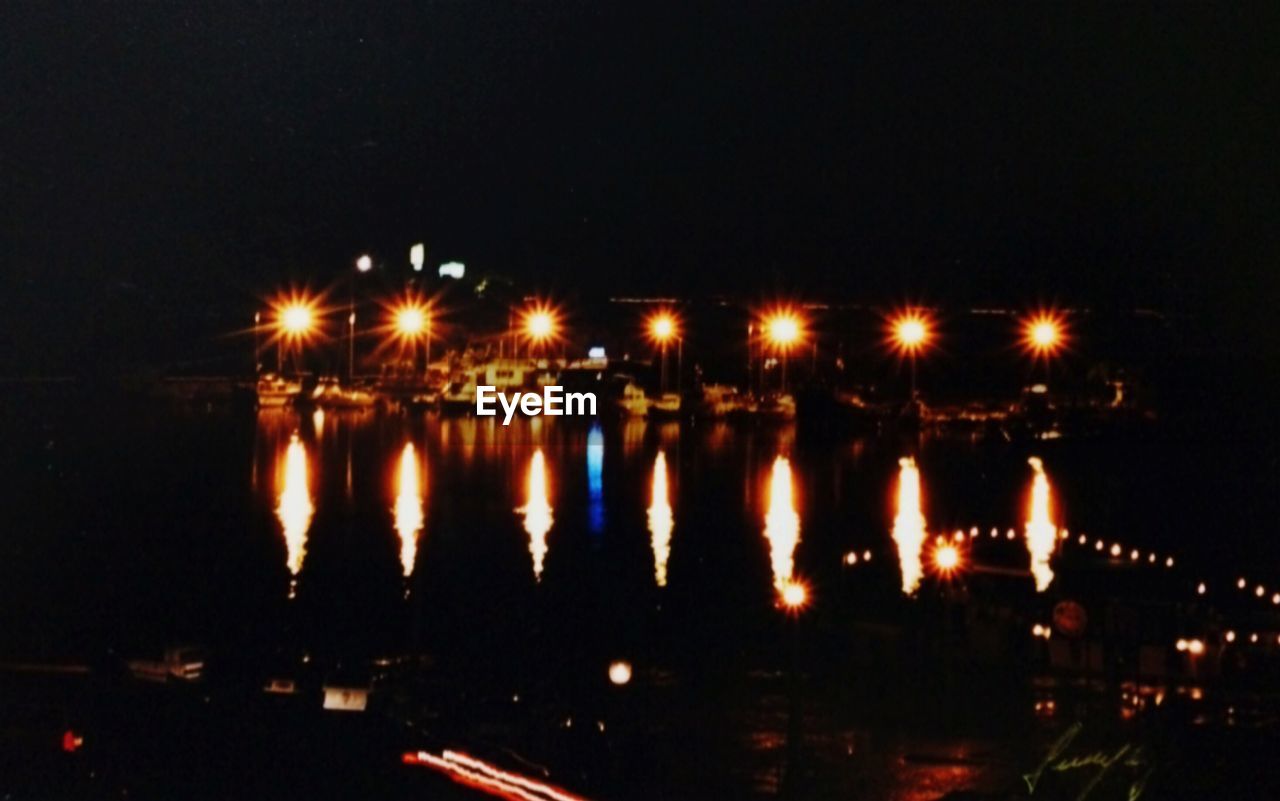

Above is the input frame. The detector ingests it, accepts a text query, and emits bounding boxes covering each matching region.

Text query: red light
[403,749,590,801]
[62,729,83,753]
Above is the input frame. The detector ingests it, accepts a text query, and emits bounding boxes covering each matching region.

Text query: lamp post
[648,312,678,394]
[522,307,556,360]
[350,254,373,382]
[253,311,262,375]
[765,313,802,394]
[1023,312,1065,386]
[394,302,429,375]
[891,312,930,398]
[276,301,315,376]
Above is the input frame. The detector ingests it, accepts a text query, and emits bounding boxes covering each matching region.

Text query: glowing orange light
[276,299,316,339]
[765,312,802,348]
[932,543,962,574]
[764,456,801,596]
[276,434,314,585]
[1023,312,1066,357]
[1025,457,1057,592]
[890,311,931,354]
[395,305,428,337]
[647,452,673,588]
[524,308,556,342]
[780,580,809,611]
[648,312,678,343]
[1187,638,1205,656]
[394,442,424,578]
[892,456,927,595]
[518,450,553,581]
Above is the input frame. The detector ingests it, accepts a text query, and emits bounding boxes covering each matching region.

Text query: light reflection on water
[648,451,673,587]
[1025,456,1057,592]
[892,456,927,595]
[248,413,1095,615]
[519,448,553,582]
[763,455,800,595]
[274,433,313,597]
[393,441,424,578]
[0,386,1266,801]
[586,424,604,535]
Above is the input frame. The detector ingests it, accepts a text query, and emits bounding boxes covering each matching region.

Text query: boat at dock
[649,391,682,419]
[255,373,302,408]
[696,384,752,419]
[755,392,796,422]
[440,358,558,415]
[309,377,377,410]
[612,375,651,417]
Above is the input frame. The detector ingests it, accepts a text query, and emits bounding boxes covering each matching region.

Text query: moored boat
[256,373,302,408]
[310,377,377,410]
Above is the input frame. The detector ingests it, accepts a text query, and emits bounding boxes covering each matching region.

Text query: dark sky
[2,3,1278,368]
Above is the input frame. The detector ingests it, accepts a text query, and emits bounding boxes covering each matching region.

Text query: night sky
[2,4,1278,370]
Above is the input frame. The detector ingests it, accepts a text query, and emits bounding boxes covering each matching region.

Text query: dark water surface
[2,387,1279,799]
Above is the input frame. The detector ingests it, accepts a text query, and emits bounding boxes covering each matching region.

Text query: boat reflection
[394,442,425,578]
[763,455,800,595]
[519,449,553,582]
[275,433,314,598]
[892,456,926,595]
[648,451,674,587]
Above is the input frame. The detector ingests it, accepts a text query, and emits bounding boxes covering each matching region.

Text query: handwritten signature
[1023,722,1155,801]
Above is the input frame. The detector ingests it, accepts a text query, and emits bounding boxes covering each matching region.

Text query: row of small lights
[841,525,1280,649]
[265,285,1071,362]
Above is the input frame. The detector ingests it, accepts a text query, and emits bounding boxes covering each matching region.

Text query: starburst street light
[396,306,427,337]
[526,310,554,339]
[650,313,676,342]
[891,312,930,355]
[768,315,801,347]
[647,311,682,394]
[521,304,560,358]
[762,309,805,393]
[933,542,962,574]
[1020,310,1068,386]
[272,294,319,374]
[1022,312,1066,358]
[780,579,809,612]
[279,303,313,336]
[888,309,933,397]
[390,300,433,371]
